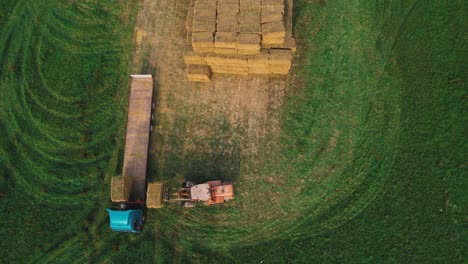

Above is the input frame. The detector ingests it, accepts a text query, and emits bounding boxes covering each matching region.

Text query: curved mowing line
[33,37,79,103]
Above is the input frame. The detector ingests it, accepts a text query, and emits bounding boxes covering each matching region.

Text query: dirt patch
[131,0,288,182]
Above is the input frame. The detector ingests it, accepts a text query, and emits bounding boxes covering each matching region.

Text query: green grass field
[0,0,465,263]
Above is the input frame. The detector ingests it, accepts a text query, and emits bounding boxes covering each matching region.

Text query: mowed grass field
[0,0,466,263]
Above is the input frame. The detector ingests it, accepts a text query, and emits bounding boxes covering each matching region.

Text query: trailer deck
[122,75,153,201]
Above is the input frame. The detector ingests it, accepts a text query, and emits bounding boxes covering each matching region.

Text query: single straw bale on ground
[146,182,164,208]
[187,64,212,82]
[111,176,133,202]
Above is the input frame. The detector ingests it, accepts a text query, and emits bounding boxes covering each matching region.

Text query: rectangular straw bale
[194,9,217,21]
[184,46,207,65]
[237,33,261,50]
[111,176,133,202]
[211,67,249,75]
[269,48,292,60]
[195,0,218,10]
[187,64,212,82]
[218,3,240,13]
[192,32,214,47]
[240,0,261,10]
[249,66,269,74]
[262,37,295,51]
[261,4,284,13]
[214,48,238,54]
[217,21,240,32]
[217,11,239,22]
[261,11,284,23]
[193,20,216,33]
[239,11,261,23]
[262,21,285,39]
[215,32,238,48]
[193,46,215,53]
[269,64,290,74]
[262,37,284,45]
[237,49,260,55]
[146,182,163,208]
[262,0,284,5]
[240,23,261,33]
[218,0,239,4]
[206,56,248,66]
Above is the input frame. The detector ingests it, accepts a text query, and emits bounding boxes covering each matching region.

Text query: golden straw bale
[269,48,292,60]
[111,176,133,202]
[214,48,238,54]
[193,46,215,53]
[193,20,216,32]
[217,21,240,32]
[261,11,284,23]
[261,4,284,13]
[215,32,238,48]
[240,23,261,33]
[240,0,261,10]
[239,10,261,23]
[269,64,291,74]
[262,37,284,45]
[262,37,295,51]
[218,3,240,13]
[237,33,261,50]
[192,32,215,47]
[238,49,260,55]
[194,9,217,21]
[262,0,284,5]
[249,67,269,74]
[146,182,164,209]
[184,46,207,65]
[262,21,285,38]
[187,64,212,82]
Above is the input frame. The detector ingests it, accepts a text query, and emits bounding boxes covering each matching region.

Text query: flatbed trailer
[122,75,154,201]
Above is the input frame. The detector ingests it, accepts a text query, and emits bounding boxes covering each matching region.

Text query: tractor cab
[106,209,143,233]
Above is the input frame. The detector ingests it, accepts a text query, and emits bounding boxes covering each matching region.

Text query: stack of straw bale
[184,0,295,81]
[192,0,217,52]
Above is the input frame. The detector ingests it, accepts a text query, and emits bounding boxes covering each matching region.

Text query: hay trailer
[106,74,162,233]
